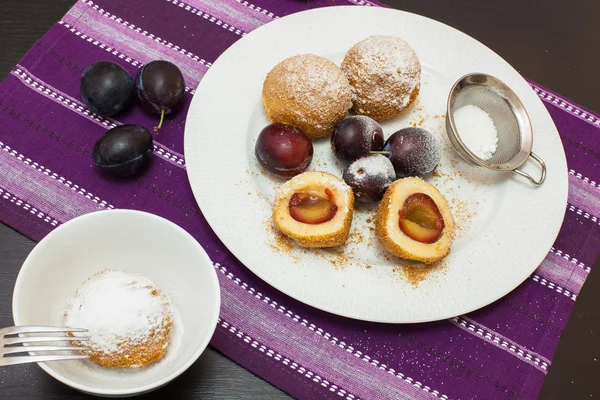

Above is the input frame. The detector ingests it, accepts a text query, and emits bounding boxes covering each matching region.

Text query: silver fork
[0,326,90,366]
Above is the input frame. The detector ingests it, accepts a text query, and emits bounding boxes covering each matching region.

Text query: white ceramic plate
[184,6,568,323]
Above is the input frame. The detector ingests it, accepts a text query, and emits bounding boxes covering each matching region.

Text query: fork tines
[0,326,90,366]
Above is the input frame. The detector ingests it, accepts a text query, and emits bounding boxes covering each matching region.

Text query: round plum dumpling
[375,177,455,263]
[262,54,352,140]
[272,171,354,248]
[341,35,421,121]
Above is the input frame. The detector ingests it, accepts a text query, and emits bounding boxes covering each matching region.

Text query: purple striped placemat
[1,0,599,399]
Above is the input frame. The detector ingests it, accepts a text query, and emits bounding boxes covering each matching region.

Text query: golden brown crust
[375,178,454,264]
[341,36,421,121]
[262,54,352,139]
[81,319,171,368]
[272,171,354,248]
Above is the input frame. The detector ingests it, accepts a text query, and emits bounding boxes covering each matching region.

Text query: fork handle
[0,354,88,367]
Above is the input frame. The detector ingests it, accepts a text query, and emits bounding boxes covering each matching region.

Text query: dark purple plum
[80,61,134,116]
[93,124,153,177]
[135,60,185,130]
[343,154,396,203]
[331,116,384,163]
[255,123,313,178]
[381,127,441,178]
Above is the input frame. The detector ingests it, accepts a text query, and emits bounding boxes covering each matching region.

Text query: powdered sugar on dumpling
[342,35,421,120]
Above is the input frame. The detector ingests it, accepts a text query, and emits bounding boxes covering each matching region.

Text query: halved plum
[289,188,338,224]
[398,193,445,243]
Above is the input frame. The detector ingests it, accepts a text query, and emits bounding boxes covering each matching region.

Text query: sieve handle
[513,152,546,186]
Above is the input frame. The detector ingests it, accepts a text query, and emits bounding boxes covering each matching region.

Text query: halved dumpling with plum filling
[273,171,354,248]
[375,177,455,263]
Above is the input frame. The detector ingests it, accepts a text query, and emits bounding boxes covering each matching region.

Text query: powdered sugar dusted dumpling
[64,269,172,368]
[273,171,354,248]
[342,36,421,121]
[376,178,455,263]
[262,54,352,140]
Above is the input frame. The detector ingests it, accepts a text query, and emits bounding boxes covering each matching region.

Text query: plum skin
[331,116,384,163]
[255,123,313,178]
[81,61,135,116]
[135,60,186,115]
[382,127,441,178]
[342,154,395,203]
[93,124,153,177]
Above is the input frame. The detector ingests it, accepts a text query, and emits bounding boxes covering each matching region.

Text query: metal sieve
[446,73,546,186]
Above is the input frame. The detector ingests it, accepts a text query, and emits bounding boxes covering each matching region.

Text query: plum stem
[154,109,165,132]
[370,151,390,156]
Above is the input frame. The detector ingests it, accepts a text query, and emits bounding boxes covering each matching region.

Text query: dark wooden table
[1,1,599,399]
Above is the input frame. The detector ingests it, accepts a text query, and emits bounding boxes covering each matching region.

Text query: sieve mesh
[451,86,521,165]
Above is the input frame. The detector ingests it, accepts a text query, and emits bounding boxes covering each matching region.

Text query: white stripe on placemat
[345,0,375,6]
[217,317,362,400]
[567,203,599,225]
[81,0,231,54]
[57,21,198,94]
[569,169,600,189]
[549,247,590,273]
[449,316,551,373]
[530,274,577,301]
[0,140,114,210]
[234,0,277,19]
[530,248,589,301]
[164,0,246,36]
[0,186,60,227]
[530,84,600,128]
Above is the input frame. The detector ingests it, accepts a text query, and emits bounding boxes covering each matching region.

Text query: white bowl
[12,209,221,397]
